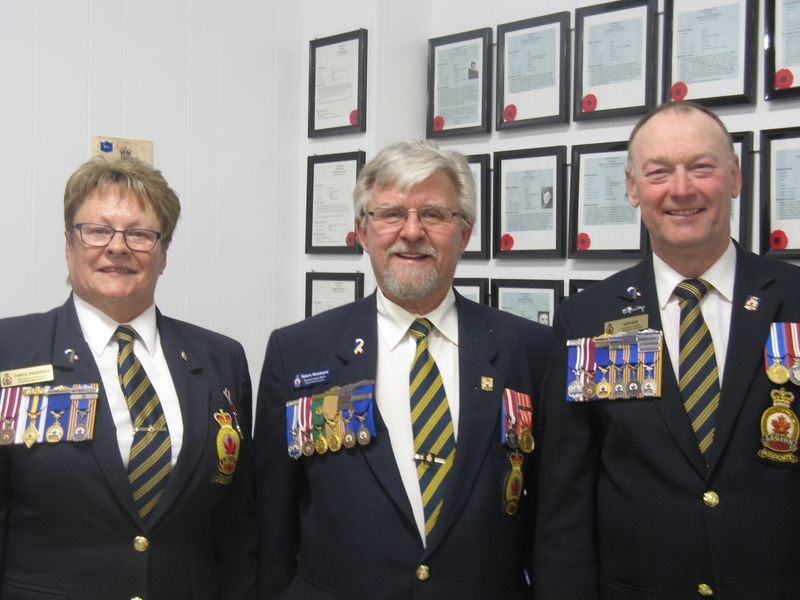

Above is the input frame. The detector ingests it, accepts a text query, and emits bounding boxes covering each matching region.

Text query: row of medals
[288,412,372,458]
[505,425,535,453]
[767,359,800,386]
[568,365,658,401]
[1,408,87,447]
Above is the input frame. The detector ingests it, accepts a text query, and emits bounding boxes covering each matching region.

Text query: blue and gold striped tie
[115,325,171,519]
[409,318,456,536]
[675,279,720,463]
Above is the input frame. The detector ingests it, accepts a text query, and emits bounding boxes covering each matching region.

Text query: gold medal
[23,423,38,448]
[595,379,610,399]
[314,434,328,454]
[767,362,790,385]
[328,432,342,452]
[301,440,315,457]
[46,421,64,443]
[0,424,14,445]
[519,428,535,454]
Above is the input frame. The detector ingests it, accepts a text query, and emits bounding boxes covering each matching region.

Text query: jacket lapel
[336,295,418,534]
[619,260,710,477]
[52,298,142,521]
[424,295,503,552]
[709,247,778,472]
[146,312,211,525]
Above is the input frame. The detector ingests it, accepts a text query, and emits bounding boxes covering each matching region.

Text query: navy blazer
[255,292,551,600]
[0,297,257,600]
[533,245,800,600]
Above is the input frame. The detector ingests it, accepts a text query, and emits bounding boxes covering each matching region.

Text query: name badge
[1,364,54,388]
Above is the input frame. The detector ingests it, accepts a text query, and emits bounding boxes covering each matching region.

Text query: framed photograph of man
[490,279,563,325]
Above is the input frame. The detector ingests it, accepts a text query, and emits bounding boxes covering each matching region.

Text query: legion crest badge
[758,387,799,464]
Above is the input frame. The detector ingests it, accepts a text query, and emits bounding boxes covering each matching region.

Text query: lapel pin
[622,305,645,315]
[64,349,79,363]
[353,338,365,355]
[481,376,494,392]
[180,350,189,362]
[744,295,760,311]
[626,286,641,299]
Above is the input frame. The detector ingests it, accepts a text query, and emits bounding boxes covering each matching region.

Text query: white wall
[2,0,800,393]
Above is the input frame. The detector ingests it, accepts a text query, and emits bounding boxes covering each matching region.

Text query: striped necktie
[115,325,171,519]
[409,318,456,536]
[674,279,720,463]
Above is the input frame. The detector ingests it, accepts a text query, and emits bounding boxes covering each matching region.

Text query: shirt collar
[73,294,159,357]
[376,288,459,349]
[653,240,736,308]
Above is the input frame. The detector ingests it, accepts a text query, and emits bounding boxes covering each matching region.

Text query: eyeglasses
[72,223,163,252]
[366,205,465,231]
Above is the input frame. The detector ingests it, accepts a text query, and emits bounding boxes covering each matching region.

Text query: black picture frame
[490,279,563,326]
[308,29,368,138]
[765,0,800,100]
[662,0,756,105]
[453,277,490,305]
[305,151,366,254]
[305,272,365,318]
[573,0,657,121]
[493,146,567,258]
[463,154,491,259]
[568,141,648,259]
[569,279,600,295]
[427,28,492,138]
[759,127,800,258]
[731,131,753,250]
[496,12,570,130]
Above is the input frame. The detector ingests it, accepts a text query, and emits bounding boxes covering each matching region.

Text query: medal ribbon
[351,381,377,437]
[1,387,22,435]
[502,388,519,443]
[765,322,789,372]
[24,389,47,444]
[581,337,596,385]
[41,391,70,441]
[789,323,800,365]
[517,391,533,431]
[594,345,610,386]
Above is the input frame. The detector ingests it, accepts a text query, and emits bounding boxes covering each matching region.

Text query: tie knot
[675,279,710,303]
[409,318,433,340]
[115,325,137,346]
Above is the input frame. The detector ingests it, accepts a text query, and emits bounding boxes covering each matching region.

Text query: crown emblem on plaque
[770,387,795,407]
[119,145,132,159]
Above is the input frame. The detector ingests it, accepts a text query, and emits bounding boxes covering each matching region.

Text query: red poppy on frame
[345,231,356,247]
[581,94,597,112]
[433,115,445,131]
[770,229,788,250]
[775,69,794,90]
[503,104,517,122]
[349,110,359,126]
[576,233,591,250]
[500,234,515,251]
[670,81,688,101]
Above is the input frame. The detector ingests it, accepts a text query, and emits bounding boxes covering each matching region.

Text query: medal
[519,428,535,454]
[791,361,800,387]
[765,323,791,385]
[582,381,596,400]
[327,431,342,452]
[46,414,64,443]
[314,434,328,454]
[768,362,790,385]
[343,430,356,449]
[22,390,44,448]
[302,440,315,456]
[505,428,518,449]
[595,380,611,399]
[641,379,657,397]
[567,378,584,401]
[504,451,524,516]
[0,387,22,445]
[355,412,371,445]
[287,431,302,459]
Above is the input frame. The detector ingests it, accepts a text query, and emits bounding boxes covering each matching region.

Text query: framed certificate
[306,151,366,254]
[759,127,800,258]
[308,29,368,138]
[731,131,753,250]
[463,154,490,259]
[496,12,570,130]
[569,279,601,295]
[305,272,365,318]
[662,0,756,105]
[490,279,563,326]
[493,146,567,258]
[453,278,490,305]
[569,141,648,258]
[574,0,657,121]
[765,0,800,100]
[427,28,492,138]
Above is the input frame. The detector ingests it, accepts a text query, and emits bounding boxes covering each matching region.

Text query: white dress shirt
[73,295,183,467]
[375,288,460,546]
[654,240,736,385]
